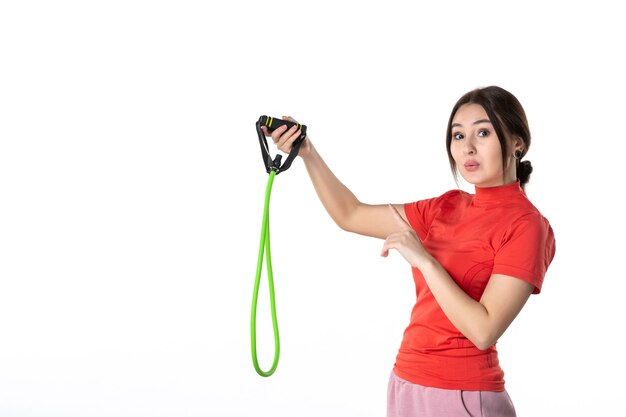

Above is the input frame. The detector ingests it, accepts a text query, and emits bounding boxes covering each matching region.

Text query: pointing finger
[388,204,411,229]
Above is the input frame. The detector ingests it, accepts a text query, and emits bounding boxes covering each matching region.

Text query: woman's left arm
[381,204,534,351]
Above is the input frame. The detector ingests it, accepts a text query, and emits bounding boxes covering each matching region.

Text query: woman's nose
[463,138,476,154]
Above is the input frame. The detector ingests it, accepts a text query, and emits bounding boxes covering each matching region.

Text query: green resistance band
[251,116,307,377]
[250,169,279,377]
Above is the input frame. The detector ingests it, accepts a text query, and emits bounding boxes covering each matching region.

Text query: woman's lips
[464,162,480,172]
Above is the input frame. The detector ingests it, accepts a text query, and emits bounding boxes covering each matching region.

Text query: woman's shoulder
[516,193,552,223]
[499,196,555,244]
[436,188,473,206]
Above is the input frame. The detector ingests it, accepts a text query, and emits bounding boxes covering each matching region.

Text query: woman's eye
[478,129,489,137]
[453,133,464,140]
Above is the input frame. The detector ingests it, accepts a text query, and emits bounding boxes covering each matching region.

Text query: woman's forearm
[418,256,493,350]
[302,141,360,230]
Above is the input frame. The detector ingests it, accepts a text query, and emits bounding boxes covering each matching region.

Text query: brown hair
[445,86,533,189]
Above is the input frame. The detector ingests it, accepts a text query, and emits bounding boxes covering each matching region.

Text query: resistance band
[251,116,307,377]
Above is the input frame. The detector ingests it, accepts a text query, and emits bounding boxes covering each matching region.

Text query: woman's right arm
[263,117,408,240]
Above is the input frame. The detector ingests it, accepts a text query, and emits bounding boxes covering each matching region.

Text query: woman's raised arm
[262,117,408,239]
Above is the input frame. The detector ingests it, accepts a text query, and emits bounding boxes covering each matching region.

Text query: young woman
[262,86,556,417]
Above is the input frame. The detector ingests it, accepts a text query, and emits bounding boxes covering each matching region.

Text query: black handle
[258,115,307,136]
[256,115,307,175]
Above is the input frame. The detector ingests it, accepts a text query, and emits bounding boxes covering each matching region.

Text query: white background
[1,1,625,416]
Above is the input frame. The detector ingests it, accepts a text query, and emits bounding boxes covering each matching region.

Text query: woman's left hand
[380,204,431,269]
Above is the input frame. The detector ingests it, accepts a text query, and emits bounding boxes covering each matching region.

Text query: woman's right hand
[260,116,312,159]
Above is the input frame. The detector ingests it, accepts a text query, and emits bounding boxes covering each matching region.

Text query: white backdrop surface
[1,1,625,416]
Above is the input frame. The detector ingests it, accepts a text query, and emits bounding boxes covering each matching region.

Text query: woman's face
[450,103,518,188]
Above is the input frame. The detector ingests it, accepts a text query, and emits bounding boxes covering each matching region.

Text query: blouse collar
[474,180,524,204]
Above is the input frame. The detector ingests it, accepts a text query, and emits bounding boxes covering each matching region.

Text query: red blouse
[394,180,556,391]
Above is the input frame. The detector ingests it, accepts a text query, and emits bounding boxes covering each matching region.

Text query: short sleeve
[404,197,439,241]
[492,213,556,294]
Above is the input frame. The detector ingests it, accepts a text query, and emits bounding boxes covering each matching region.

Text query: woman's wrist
[415,253,437,272]
[300,138,315,161]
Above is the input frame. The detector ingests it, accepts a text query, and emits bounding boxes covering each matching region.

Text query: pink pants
[387,371,516,417]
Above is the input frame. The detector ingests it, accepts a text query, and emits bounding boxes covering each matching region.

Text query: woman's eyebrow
[451,119,492,128]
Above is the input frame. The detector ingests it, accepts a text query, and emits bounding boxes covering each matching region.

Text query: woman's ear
[513,136,525,153]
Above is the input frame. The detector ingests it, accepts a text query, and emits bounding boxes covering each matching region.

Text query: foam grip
[259,115,306,135]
